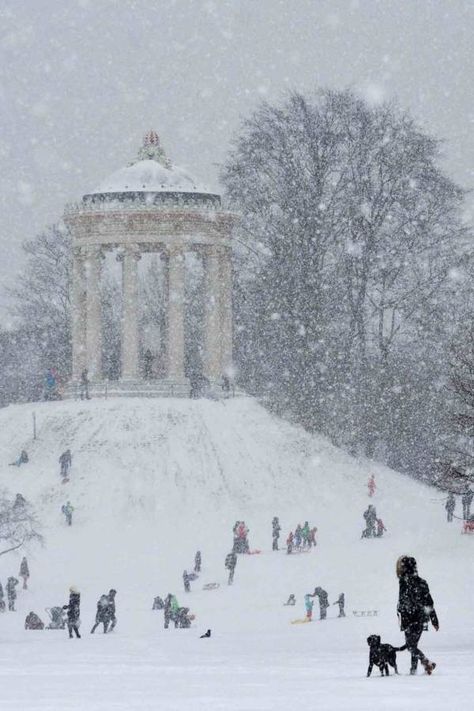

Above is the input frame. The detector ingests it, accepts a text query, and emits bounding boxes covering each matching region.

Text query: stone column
[219,247,233,374]
[167,247,186,380]
[160,251,170,376]
[119,244,141,380]
[71,247,87,380]
[203,247,222,383]
[84,246,104,380]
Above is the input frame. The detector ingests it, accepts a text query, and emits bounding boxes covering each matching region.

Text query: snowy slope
[0,397,472,711]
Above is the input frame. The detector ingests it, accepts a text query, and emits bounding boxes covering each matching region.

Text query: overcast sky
[0,0,472,315]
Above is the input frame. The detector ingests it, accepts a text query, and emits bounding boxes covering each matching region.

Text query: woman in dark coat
[63,586,81,638]
[396,556,438,674]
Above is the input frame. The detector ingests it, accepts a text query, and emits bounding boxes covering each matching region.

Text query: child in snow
[286,532,294,554]
[333,593,345,617]
[376,518,387,537]
[309,526,317,547]
[284,594,296,606]
[304,595,314,621]
[7,577,19,611]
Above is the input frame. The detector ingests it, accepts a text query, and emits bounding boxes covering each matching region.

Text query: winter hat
[396,556,417,578]
[69,586,79,593]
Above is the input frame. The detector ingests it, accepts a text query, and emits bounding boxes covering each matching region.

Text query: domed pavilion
[64,131,236,397]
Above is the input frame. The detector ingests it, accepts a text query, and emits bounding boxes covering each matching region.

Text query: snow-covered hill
[0,397,472,710]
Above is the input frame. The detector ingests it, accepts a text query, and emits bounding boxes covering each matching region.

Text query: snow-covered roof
[92,159,209,195]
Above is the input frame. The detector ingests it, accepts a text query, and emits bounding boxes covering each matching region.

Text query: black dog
[367,635,406,676]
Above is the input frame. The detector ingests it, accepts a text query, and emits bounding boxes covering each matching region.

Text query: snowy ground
[0,397,472,710]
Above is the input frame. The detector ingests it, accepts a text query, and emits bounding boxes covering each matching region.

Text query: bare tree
[0,493,43,557]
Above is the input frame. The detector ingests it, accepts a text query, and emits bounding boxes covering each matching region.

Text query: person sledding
[9,450,29,467]
[25,611,45,630]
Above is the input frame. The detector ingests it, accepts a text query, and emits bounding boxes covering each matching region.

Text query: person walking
[7,577,19,611]
[91,594,110,634]
[19,557,30,590]
[63,586,81,639]
[59,450,72,479]
[183,570,191,593]
[396,555,438,675]
[272,516,281,551]
[225,550,237,585]
[461,489,473,520]
[445,492,456,523]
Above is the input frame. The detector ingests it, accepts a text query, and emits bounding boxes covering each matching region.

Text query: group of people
[361,505,386,538]
[286,521,318,553]
[445,489,473,522]
[0,557,30,612]
[152,594,194,629]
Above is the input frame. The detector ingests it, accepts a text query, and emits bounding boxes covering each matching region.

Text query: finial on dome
[130,130,172,168]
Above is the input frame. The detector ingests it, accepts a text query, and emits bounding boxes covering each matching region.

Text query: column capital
[83,245,105,261]
[116,244,142,262]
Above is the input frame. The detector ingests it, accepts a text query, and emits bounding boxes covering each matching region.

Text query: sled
[352,610,378,617]
[291,617,312,624]
[462,517,474,534]
[247,549,262,555]
[202,583,220,590]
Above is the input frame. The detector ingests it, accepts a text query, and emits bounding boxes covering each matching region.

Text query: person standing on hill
[396,555,438,675]
[63,586,81,639]
[80,368,90,400]
[301,521,310,548]
[225,550,237,585]
[333,593,345,617]
[194,551,201,573]
[368,474,376,497]
[183,570,191,593]
[164,593,179,629]
[376,518,387,538]
[0,581,5,612]
[19,557,30,590]
[310,587,329,620]
[62,501,74,526]
[7,577,19,611]
[309,526,317,547]
[286,531,294,554]
[272,516,281,551]
[59,450,72,480]
[461,489,473,520]
[294,524,302,549]
[304,594,314,621]
[445,492,455,522]
[362,505,377,538]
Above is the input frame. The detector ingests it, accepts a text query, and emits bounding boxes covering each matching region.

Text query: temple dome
[93,159,209,195]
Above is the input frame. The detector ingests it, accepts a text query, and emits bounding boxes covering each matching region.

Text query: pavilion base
[64,378,191,399]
